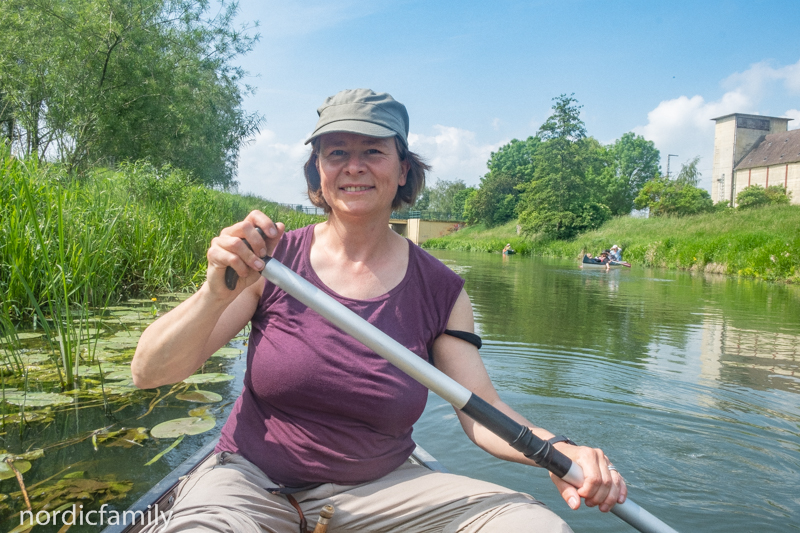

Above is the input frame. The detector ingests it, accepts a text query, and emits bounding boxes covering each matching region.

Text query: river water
[2,252,798,532]
[414,251,800,532]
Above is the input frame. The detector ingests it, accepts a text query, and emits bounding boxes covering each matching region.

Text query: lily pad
[150,416,216,438]
[1,391,74,407]
[53,328,104,341]
[95,427,149,448]
[9,475,133,518]
[158,292,191,300]
[14,332,45,341]
[212,347,242,359]
[114,330,142,339]
[176,390,222,403]
[0,449,44,461]
[105,369,133,381]
[92,382,137,395]
[101,338,140,349]
[0,459,31,480]
[0,411,52,424]
[17,353,51,364]
[99,363,134,373]
[183,373,234,384]
[75,364,104,376]
[188,406,210,417]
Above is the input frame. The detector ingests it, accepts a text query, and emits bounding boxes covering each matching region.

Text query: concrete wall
[735,162,800,205]
[712,117,736,204]
[712,115,790,205]
[390,222,408,237]
[391,219,460,245]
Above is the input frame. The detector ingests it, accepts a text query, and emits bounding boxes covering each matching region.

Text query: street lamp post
[667,154,679,179]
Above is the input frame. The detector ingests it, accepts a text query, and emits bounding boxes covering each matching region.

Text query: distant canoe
[580,255,631,269]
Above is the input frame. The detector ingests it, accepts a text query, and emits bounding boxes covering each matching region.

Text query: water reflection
[415,251,800,533]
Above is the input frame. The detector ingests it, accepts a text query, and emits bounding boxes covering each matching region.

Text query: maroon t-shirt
[216,224,465,486]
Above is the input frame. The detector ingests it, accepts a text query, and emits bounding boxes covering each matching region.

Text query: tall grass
[423,208,800,283]
[0,146,322,382]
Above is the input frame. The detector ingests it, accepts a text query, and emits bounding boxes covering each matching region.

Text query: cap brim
[305,120,400,145]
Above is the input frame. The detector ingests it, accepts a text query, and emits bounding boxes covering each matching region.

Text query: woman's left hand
[548,444,627,512]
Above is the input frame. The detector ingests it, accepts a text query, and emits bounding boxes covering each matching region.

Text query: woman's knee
[444,493,573,533]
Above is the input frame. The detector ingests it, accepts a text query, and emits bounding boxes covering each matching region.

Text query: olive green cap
[305,89,409,147]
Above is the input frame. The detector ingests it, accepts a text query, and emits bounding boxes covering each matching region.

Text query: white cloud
[786,109,800,129]
[408,125,504,187]
[236,124,502,204]
[236,130,310,205]
[634,58,800,190]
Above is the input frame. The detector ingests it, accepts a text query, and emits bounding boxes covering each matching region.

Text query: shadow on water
[416,251,800,533]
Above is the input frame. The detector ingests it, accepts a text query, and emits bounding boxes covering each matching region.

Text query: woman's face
[316,132,410,218]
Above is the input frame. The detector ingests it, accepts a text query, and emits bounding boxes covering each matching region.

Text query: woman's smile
[317,132,408,216]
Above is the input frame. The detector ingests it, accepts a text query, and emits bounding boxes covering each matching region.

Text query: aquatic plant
[0,148,321,381]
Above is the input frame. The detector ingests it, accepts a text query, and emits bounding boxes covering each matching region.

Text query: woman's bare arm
[131,211,284,388]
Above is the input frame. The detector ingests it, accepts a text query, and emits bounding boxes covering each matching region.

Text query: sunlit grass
[423,207,800,282]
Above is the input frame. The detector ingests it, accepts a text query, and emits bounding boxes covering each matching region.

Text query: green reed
[0,147,322,383]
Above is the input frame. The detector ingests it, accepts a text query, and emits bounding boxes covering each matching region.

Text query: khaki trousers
[142,452,572,533]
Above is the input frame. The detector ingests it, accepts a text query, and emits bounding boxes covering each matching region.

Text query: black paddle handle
[461,395,572,477]
[223,227,270,290]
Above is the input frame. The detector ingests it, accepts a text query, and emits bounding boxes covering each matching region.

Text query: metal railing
[272,204,465,221]
[390,210,464,221]
[276,203,327,215]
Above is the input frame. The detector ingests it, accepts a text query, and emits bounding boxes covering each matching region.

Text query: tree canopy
[599,132,661,215]
[464,95,662,237]
[0,0,262,187]
[465,136,539,226]
[516,94,611,239]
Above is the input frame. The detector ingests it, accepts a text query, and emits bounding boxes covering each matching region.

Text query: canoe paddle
[224,230,679,533]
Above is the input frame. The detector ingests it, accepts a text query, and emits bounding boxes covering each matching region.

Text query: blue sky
[231,0,800,205]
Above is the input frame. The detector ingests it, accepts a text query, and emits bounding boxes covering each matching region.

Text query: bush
[736,185,791,209]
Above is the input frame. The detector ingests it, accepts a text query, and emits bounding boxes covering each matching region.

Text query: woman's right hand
[206,210,285,298]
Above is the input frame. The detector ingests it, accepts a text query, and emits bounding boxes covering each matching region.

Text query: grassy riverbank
[1,147,322,323]
[423,206,800,283]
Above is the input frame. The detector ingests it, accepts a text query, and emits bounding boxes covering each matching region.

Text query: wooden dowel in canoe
[312,505,335,533]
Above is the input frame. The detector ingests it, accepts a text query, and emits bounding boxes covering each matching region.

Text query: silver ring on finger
[607,464,618,472]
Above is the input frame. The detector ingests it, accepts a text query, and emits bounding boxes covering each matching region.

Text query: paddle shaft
[224,255,679,533]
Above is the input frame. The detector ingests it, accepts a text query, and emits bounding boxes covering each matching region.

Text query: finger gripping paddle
[223,227,270,290]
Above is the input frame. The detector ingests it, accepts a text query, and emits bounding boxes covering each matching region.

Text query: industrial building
[711,113,799,206]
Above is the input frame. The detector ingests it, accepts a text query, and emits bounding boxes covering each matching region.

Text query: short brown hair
[304,137,429,214]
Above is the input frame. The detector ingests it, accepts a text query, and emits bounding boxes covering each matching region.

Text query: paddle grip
[224,227,270,290]
[460,395,572,478]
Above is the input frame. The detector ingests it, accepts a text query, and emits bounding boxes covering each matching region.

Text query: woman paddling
[132,89,626,532]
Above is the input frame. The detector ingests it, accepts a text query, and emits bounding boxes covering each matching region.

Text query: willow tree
[0,0,262,187]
